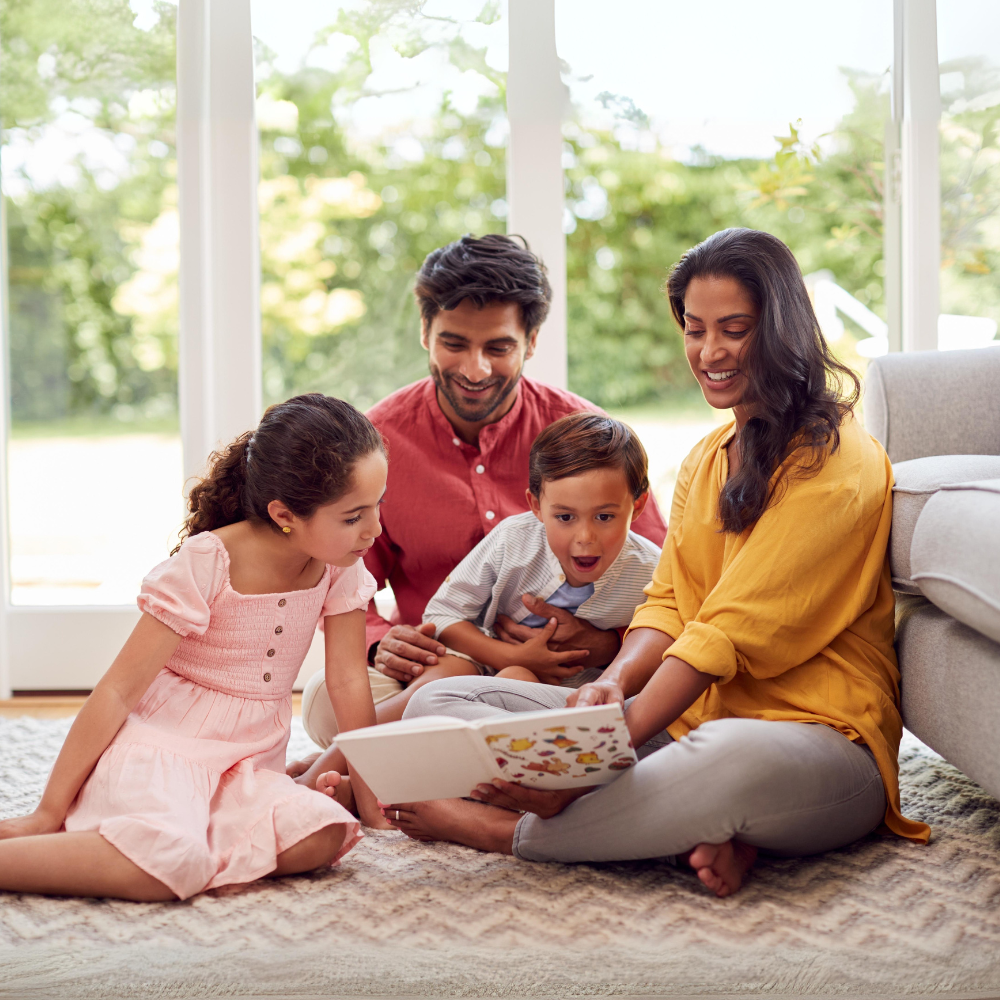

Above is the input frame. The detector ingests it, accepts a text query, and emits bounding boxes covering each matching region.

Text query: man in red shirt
[296,234,666,757]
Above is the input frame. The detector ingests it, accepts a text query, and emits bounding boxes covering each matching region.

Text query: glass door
[554,0,892,506]
[2,0,181,690]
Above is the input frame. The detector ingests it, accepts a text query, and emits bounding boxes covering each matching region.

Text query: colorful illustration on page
[479,713,635,787]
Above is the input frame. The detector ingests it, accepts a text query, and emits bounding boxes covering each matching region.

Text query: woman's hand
[565,677,626,708]
[469,779,592,819]
[0,808,62,840]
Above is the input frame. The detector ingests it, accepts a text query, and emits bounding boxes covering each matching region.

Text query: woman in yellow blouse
[385,228,928,896]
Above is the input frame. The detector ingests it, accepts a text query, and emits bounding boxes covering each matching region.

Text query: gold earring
[282,526,291,534]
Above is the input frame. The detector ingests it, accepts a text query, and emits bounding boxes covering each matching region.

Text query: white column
[0,195,12,698]
[177,0,262,483]
[506,0,569,388]
[900,0,940,352]
[883,0,904,353]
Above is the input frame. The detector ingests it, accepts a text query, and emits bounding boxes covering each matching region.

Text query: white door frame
[1,0,944,695]
[1,0,261,694]
[507,0,568,389]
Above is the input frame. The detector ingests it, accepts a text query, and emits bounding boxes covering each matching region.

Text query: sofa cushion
[890,455,1000,593]
[896,595,1000,800]
[910,479,1000,643]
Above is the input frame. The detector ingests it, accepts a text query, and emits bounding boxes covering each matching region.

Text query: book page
[335,717,497,804]
[472,704,636,790]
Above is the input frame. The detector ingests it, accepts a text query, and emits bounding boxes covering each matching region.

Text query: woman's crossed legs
[386,677,886,896]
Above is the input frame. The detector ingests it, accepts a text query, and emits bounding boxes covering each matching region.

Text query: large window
[0,0,989,694]
[2,0,181,605]
[250,0,508,410]
[554,0,892,498]
[938,0,1000,350]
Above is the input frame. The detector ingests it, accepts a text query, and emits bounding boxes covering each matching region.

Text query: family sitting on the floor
[0,229,929,904]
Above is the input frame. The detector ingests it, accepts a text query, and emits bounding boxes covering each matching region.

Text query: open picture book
[334,703,638,804]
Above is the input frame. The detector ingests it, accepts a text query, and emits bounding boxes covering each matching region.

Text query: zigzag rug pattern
[0,717,997,998]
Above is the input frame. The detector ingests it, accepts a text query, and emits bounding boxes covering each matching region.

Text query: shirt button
[267,648,276,657]
[263,672,271,683]
[278,599,286,607]
[559,574,566,582]
[475,464,485,474]
[485,510,495,520]
[452,437,461,446]
[274,626,283,634]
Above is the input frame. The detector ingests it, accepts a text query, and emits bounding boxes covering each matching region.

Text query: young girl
[0,393,387,901]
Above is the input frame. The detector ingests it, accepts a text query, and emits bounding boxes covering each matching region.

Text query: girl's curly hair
[174,393,384,553]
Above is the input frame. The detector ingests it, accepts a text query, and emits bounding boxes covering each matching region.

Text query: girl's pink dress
[64,531,371,900]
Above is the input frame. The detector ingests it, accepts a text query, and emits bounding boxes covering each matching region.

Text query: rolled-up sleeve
[664,465,892,683]
[422,528,502,638]
[626,453,693,643]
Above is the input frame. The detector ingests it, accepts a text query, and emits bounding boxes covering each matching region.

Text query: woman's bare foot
[286,751,321,779]
[315,771,355,812]
[384,799,520,854]
[686,839,757,898]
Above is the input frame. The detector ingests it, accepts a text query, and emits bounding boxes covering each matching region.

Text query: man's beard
[429,363,522,423]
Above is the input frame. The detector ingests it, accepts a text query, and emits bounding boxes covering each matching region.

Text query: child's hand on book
[503,617,589,683]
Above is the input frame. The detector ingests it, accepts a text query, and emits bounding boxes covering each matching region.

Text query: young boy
[422,411,661,686]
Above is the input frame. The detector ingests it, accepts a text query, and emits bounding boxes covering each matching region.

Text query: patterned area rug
[0,716,998,1000]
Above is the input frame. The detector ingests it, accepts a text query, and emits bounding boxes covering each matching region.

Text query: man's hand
[373,623,446,684]
[494,594,622,668]
[500,617,589,684]
[469,778,593,818]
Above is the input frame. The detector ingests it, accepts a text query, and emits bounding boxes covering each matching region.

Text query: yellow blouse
[629,413,928,842]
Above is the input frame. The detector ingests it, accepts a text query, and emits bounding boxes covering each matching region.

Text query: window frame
[0,0,947,695]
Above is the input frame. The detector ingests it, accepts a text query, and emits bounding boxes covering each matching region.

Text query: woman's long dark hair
[173,393,384,553]
[666,228,860,534]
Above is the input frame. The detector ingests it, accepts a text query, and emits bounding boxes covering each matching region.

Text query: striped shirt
[422,511,662,641]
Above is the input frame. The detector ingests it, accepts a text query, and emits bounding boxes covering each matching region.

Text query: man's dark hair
[414,233,552,334]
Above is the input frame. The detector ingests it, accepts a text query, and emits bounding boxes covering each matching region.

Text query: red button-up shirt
[363,376,668,650]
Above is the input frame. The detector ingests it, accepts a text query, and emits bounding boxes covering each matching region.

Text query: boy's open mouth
[571,555,600,572]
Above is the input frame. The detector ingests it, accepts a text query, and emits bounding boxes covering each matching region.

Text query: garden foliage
[2,0,998,426]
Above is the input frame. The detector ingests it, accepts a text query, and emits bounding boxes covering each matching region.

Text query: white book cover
[334,703,637,804]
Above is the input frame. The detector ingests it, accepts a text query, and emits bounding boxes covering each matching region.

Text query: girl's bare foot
[384,799,520,854]
[286,751,321,779]
[315,771,355,812]
[686,839,757,898]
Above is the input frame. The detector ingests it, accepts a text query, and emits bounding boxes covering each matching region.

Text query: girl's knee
[275,824,346,876]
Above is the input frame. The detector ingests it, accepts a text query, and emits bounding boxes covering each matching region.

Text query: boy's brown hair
[528,411,649,500]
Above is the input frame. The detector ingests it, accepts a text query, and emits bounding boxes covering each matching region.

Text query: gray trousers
[402,677,887,863]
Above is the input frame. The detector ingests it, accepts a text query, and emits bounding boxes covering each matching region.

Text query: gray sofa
[865,346,1000,801]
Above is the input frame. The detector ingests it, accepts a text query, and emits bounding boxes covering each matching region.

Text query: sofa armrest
[864,347,1000,462]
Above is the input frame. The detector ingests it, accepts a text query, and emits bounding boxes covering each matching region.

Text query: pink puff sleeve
[137,533,229,637]
[321,559,378,620]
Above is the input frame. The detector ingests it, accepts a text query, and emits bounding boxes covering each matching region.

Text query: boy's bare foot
[315,771,355,812]
[384,799,520,854]
[286,751,321,779]
[685,839,757,898]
